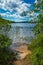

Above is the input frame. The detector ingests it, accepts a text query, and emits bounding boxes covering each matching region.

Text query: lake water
[8,23,36,44]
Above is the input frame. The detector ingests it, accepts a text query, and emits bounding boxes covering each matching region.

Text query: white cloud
[34,0,38,3]
[0,0,32,21]
[0,0,31,13]
[0,13,6,16]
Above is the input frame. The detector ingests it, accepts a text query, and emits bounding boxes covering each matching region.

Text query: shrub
[28,34,43,65]
[0,34,16,65]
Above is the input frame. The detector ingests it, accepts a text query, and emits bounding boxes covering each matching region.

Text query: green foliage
[0,17,16,65]
[33,22,43,35]
[28,34,43,50]
[28,34,43,65]
[0,16,10,28]
[31,47,43,65]
[28,0,43,65]
[0,48,16,65]
[0,17,11,48]
[0,16,11,35]
[0,34,12,48]
[0,34,16,65]
[33,0,43,35]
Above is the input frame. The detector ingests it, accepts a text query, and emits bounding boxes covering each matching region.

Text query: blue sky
[23,0,35,4]
[0,0,37,22]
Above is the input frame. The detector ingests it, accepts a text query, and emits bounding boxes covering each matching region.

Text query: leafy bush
[0,48,16,65]
[28,34,43,65]
[0,17,16,65]
[0,34,12,48]
[0,34,16,65]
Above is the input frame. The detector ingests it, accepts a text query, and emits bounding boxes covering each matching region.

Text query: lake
[8,23,36,44]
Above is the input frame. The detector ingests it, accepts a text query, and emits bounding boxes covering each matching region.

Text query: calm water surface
[8,23,36,43]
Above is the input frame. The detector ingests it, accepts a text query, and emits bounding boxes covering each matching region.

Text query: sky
[0,0,38,22]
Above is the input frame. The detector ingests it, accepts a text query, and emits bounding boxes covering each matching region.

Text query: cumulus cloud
[34,0,38,3]
[0,0,31,21]
[0,0,31,13]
